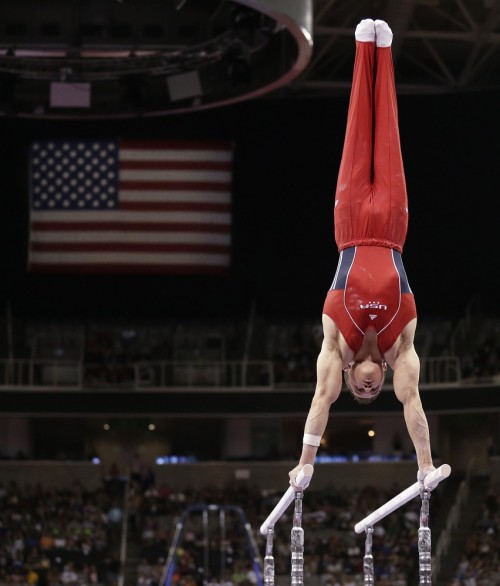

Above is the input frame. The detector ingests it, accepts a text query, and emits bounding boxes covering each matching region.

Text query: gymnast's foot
[375,19,393,47]
[355,19,375,43]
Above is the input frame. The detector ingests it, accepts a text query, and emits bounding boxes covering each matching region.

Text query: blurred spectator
[450,481,500,584]
[0,480,120,586]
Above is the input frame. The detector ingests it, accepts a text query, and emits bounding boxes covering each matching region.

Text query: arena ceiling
[306,0,500,96]
[0,0,499,118]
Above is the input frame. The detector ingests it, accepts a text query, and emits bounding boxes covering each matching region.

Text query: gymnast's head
[344,359,387,404]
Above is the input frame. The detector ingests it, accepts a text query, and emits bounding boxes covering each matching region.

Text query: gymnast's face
[345,359,387,403]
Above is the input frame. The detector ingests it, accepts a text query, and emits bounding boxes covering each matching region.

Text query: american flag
[28,139,233,274]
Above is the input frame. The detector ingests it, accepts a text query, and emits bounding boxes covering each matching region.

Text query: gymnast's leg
[334,20,376,251]
[372,20,409,252]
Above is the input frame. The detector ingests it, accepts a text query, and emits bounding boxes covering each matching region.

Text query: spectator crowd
[0,480,122,586]
[4,466,500,585]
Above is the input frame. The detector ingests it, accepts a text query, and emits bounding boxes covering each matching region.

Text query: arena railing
[0,359,275,389]
[0,358,84,387]
[0,355,461,389]
[419,355,462,386]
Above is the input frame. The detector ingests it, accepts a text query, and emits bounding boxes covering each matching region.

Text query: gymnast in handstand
[290,19,435,489]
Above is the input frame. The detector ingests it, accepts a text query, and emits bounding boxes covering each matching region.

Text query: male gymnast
[289,19,435,489]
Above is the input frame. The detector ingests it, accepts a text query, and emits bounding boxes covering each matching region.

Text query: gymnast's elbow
[312,382,342,406]
[394,382,422,407]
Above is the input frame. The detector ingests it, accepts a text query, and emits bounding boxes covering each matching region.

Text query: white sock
[355,19,375,43]
[375,19,393,47]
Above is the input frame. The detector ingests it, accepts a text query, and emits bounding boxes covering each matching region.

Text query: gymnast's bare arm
[387,319,435,477]
[289,314,346,486]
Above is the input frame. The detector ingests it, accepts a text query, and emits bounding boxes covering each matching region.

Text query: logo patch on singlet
[369,314,377,320]
[359,301,388,310]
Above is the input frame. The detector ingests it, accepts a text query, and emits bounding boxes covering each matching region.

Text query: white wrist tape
[303,433,321,447]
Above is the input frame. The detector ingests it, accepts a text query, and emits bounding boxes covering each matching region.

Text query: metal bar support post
[419,489,432,585]
[363,526,374,585]
[291,489,304,586]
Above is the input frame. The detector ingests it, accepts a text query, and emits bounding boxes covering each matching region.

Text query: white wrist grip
[303,433,321,447]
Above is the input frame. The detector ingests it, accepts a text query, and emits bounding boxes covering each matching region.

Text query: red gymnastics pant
[334,41,408,253]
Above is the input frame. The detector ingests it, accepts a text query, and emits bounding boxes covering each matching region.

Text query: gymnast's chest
[344,248,401,331]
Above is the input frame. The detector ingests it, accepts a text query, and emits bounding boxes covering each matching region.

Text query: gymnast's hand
[288,463,312,490]
[417,465,437,492]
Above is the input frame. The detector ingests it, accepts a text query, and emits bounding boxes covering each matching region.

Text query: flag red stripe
[29,263,228,275]
[120,160,232,171]
[119,201,230,212]
[120,140,233,151]
[31,242,230,253]
[119,180,231,191]
[31,221,229,233]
